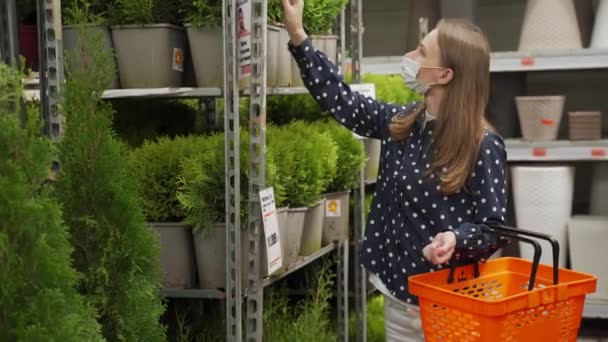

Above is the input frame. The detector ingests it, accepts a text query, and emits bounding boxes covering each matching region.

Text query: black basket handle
[447,230,542,291]
[490,225,560,285]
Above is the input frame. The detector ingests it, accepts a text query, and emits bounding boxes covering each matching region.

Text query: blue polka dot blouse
[289,38,509,304]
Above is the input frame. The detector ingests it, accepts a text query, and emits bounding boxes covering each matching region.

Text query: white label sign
[238,0,252,79]
[325,198,341,217]
[259,187,282,275]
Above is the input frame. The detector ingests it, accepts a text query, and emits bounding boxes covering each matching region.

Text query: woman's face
[404,29,451,86]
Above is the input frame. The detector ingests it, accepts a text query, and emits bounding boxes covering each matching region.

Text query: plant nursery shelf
[360,49,608,75]
[505,139,608,162]
[261,242,339,288]
[100,87,311,99]
[159,289,225,299]
[583,299,608,319]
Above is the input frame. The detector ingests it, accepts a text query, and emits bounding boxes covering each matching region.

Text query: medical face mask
[401,56,445,95]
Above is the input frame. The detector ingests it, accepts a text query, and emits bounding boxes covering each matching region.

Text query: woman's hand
[423,231,456,265]
[280,0,307,46]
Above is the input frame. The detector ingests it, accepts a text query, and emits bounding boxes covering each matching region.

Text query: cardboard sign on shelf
[259,187,282,275]
[238,0,252,79]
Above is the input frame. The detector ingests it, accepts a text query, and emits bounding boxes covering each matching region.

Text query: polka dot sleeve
[452,132,509,262]
[288,38,407,139]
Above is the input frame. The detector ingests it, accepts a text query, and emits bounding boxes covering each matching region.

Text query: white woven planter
[511,166,575,267]
[568,216,608,300]
[515,96,565,141]
[519,0,582,51]
[591,0,608,48]
[591,163,608,216]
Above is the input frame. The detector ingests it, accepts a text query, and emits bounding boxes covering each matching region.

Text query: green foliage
[349,294,385,342]
[55,27,166,341]
[267,94,324,124]
[177,130,285,234]
[108,0,181,25]
[303,0,348,35]
[347,73,423,104]
[112,99,203,147]
[63,0,107,25]
[310,119,366,191]
[129,136,208,223]
[264,259,337,341]
[268,0,283,25]
[267,121,337,207]
[181,0,222,27]
[0,63,104,342]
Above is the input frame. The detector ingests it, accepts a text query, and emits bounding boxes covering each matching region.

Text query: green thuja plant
[267,94,324,124]
[303,0,348,35]
[130,135,208,223]
[264,259,337,341]
[177,130,285,234]
[108,0,181,25]
[346,73,422,104]
[349,294,385,342]
[311,119,366,191]
[63,0,107,25]
[268,121,337,207]
[55,27,166,341]
[181,0,222,27]
[0,63,104,341]
[268,0,283,25]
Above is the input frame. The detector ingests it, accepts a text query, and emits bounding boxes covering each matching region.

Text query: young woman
[281,1,508,340]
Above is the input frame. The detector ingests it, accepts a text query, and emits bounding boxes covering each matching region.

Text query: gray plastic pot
[282,207,307,266]
[267,25,280,87]
[300,199,326,256]
[193,223,248,290]
[185,25,222,88]
[290,35,338,87]
[151,223,197,289]
[322,191,351,245]
[364,138,381,182]
[111,24,187,88]
[63,25,120,89]
[276,26,292,86]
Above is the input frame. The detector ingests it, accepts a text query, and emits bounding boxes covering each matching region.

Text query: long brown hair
[389,18,492,194]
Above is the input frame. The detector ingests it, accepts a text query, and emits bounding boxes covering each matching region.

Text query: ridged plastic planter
[518,0,582,51]
[282,207,307,266]
[63,25,120,89]
[591,0,608,48]
[185,25,222,88]
[511,166,575,267]
[568,216,608,300]
[151,223,197,289]
[515,96,565,141]
[321,191,351,245]
[364,138,381,181]
[111,24,187,88]
[300,199,326,256]
[591,163,608,216]
[267,25,280,87]
[568,111,601,140]
[193,223,248,289]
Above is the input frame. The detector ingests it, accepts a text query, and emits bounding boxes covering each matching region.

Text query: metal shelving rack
[7,0,367,341]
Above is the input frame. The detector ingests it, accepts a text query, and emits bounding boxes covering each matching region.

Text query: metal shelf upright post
[350,0,368,341]
[223,0,243,340]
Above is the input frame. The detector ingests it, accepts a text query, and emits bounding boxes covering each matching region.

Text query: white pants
[384,295,425,342]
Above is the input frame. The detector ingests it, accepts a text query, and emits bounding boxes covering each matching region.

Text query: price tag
[591,148,606,157]
[172,48,184,72]
[532,147,547,157]
[259,188,282,275]
[521,56,535,67]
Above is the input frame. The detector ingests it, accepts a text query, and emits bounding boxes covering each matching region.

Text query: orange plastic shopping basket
[409,225,597,342]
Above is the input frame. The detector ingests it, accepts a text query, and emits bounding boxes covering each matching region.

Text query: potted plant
[177,130,287,288]
[108,0,188,88]
[268,0,292,87]
[63,0,120,88]
[311,120,366,245]
[270,121,337,256]
[130,136,207,289]
[291,0,347,87]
